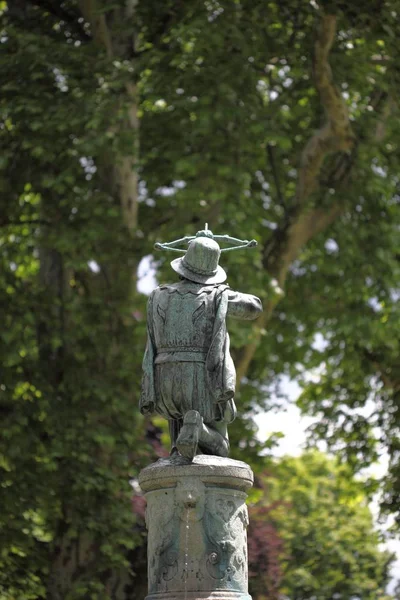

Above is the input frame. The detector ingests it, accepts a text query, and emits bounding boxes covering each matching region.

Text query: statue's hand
[140,402,155,416]
[247,239,257,248]
[154,242,163,250]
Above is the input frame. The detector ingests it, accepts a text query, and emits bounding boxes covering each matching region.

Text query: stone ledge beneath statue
[139,455,253,493]
[146,591,252,600]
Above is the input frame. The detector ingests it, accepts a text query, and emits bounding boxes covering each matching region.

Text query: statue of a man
[140,228,262,460]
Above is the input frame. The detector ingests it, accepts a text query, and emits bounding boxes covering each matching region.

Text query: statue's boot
[199,422,230,457]
[177,410,202,460]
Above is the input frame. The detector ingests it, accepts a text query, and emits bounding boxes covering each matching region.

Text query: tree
[248,452,394,600]
[1,0,399,597]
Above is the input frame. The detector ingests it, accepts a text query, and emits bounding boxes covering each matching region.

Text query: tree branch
[78,0,113,57]
[77,1,139,234]
[235,200,345,382]
[115,81,139,233]
[375,95,396,142]
[361,348,400,394]
[236,13,357,383]
[267,143,285,209]
[296,14,355,203]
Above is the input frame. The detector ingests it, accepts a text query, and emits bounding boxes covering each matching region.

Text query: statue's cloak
[140,281,236,424]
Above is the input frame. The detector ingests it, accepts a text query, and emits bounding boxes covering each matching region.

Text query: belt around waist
[155,348,208,364]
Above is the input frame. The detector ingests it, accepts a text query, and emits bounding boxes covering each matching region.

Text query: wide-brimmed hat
[171,237,227,284]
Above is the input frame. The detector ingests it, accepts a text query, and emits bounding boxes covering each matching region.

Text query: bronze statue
[140,226,262,460]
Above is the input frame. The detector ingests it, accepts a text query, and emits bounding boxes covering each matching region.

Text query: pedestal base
[139,455,253,600]
[146,591,251,600]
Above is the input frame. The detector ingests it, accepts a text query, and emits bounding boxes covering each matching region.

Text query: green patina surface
[140,229,263,460]
[139,455,253,600]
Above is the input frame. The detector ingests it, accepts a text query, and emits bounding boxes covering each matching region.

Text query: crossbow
[154,224,257,254]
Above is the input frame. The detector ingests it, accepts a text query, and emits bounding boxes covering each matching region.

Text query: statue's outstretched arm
[154,236,194,253]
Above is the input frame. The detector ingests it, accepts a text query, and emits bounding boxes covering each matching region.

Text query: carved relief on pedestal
[146,478,207,592]
[204,490,249,590]
[146,489,179,589]
[139,456,254,600]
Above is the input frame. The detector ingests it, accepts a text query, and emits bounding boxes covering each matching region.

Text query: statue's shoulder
[155,281,216,296]
[152,282,230,297]
[155,282,177,291]
[155,281,186,295]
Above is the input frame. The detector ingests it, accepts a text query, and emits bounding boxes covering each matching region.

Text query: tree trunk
[44,3,141,597]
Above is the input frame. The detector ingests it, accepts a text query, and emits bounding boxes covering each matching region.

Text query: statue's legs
[176,410,202,459]
[169,418,183,454]
[199,418,230,457]
[174,411,229,459]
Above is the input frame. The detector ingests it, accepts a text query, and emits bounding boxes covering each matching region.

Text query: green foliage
[249,452,394,600]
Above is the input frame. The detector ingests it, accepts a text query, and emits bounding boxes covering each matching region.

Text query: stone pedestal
[139,455,253,600]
